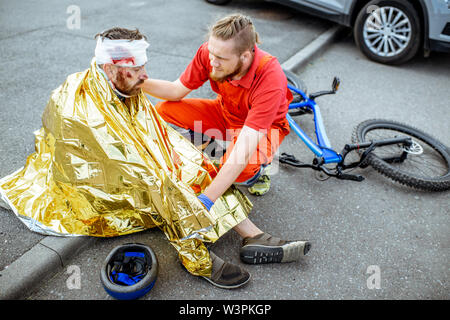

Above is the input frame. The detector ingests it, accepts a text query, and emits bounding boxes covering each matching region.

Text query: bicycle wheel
[352,119,450,191]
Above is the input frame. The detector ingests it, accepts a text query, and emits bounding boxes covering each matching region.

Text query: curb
[281,25,346,72]
[0,25,344,300]
[0,235,95,300]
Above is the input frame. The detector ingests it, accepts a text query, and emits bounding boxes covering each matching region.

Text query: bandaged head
[95,37,149,67]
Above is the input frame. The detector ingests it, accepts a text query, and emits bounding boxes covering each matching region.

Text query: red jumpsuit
[157,43,292,183]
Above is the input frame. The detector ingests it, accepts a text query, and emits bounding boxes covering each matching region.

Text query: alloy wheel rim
[363,6,412,57]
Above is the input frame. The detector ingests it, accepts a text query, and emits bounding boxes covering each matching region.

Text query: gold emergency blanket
[0,59,252,276]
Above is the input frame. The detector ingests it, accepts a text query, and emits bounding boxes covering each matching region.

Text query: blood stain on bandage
[112,57,136,66]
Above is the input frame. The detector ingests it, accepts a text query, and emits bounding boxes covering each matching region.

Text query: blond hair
[209,14,261,55]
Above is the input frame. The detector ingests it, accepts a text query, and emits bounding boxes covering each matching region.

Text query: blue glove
[197,193,214,211]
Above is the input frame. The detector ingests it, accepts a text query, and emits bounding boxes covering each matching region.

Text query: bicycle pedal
[337,173,365,182]
[280,153,295,160]
[288,108,313,117]
[280,153,306,167]
[280,153,299,162]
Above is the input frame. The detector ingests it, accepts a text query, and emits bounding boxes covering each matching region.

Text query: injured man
[0,27,310,289]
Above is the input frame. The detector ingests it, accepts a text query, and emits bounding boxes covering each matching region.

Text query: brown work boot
[240,233,311,264]
[202,251,251,289]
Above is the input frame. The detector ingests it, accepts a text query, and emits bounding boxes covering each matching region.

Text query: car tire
[354,0,421,65]
[205,0,232,5]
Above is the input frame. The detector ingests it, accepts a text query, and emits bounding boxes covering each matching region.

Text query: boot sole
[201,274,251,290]
[179,261,251,290]
[240,241,311,264]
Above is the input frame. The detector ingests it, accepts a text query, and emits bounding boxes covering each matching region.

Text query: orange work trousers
[156,98,290,184]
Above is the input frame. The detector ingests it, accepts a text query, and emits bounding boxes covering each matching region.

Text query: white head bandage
[95,37,149,67]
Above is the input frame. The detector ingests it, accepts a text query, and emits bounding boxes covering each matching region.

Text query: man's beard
[114,71,144,96]
[210,59,243,83]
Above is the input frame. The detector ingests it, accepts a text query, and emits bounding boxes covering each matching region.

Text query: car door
[300,0,349,14]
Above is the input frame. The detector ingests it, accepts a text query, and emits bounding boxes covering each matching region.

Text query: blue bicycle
[280,70,450,192]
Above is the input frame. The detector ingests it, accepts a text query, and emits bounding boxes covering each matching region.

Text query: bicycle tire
[352,119,450,192]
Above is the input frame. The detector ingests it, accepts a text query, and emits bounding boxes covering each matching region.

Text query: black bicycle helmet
[100,243,158,300]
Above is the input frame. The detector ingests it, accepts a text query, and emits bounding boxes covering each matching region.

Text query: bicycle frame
[283,82,413,181]
[286,84,342,164]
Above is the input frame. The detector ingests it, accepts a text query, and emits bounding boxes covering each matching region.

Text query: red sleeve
[245,61,287,131]
[179,42,210,90]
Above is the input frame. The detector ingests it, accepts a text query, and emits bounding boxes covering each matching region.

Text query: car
[205,0,450,65]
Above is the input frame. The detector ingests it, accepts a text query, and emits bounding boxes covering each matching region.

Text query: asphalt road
[1,0,449,302]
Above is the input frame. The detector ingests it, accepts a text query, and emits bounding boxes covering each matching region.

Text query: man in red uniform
[139,14,310,289]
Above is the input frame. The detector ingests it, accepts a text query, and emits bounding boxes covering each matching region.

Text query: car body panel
[267,0,349,24]
[268,0,450,52]
[427,0,450,42]
[304,0,351,14]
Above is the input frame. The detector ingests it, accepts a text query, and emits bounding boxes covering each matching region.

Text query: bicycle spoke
[403,155,447,176]
[406,160,432,177]
[375,150,446,178]
[355,120,450,191]
[406,157,445,177]
[366,129,448,178]
[400,157,439,175]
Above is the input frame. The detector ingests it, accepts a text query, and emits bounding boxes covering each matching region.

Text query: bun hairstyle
[209,14,261,55]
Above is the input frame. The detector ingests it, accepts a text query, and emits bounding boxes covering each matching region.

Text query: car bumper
[429,39,450,53]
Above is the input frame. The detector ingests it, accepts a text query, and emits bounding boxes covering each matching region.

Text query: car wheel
[354,0,421,65]
[205,0,232,5]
